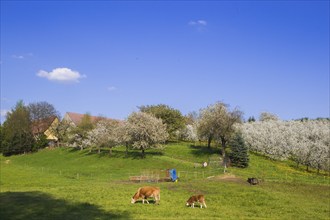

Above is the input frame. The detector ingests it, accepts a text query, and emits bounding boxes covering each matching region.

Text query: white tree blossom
[178,124,199,142]
[126,112,169,158]
[259,112,279,122]
[82,119,121,155]
[197,102,243,150]
[239,119,330,172]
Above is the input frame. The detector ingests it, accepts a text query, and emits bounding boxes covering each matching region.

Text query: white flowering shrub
[240,119,330,172]
[259,112,279,121]
[126,112,169,158]
[197,102,243,151]
[178,124,199,142]
[82,119,121,155]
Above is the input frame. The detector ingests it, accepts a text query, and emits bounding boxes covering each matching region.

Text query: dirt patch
[112,180,134,185]
[211,174,246,184]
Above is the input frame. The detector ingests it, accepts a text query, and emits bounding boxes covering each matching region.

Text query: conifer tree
[229,132,249,168]
[2,100,35,156]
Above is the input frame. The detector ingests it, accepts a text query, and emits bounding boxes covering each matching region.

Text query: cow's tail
[155,190,160,204]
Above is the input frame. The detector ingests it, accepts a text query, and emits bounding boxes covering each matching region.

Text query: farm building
[31,116,60,143]
[62,112,120,127]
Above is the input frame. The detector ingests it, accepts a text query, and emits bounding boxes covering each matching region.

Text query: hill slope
[1,143,329,219]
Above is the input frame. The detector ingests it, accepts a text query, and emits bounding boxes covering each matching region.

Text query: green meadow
[1,143,329,219]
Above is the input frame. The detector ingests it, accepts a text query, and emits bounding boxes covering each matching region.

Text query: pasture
[1,143,329,219]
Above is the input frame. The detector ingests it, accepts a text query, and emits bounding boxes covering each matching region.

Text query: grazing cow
[247,177,259,185]
[186,195,207,208]
[131,186,160,205]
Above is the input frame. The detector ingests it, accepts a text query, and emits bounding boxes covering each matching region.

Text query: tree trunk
[109,147,112,156]
[221,137,227,170]
[207,136,212,148]
[141,149,145,158]
[125,143,129,157]
[221,137,226,158]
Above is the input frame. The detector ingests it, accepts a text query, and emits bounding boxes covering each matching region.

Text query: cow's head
[131,192,139,204]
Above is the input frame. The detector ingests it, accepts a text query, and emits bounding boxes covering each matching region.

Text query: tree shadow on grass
[124,150,164,160]
[0,191,130,220]
[67,147,164,159]
[189,145,220,158]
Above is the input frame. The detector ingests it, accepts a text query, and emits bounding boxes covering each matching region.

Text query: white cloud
[188,20,208,32]
[189,20,207,26]
[37,67,86,83]
[12,55,25,59]
[107,86,117,91]
[11,53,33,59]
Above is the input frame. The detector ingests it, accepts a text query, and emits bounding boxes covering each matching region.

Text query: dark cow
[186,195,207,208]
[247,177,259,185]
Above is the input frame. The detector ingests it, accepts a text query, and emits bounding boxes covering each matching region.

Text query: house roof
[64,112,118,126]
[32,115,58,135]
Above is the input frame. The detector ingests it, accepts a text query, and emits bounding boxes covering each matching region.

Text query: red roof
[65,112,118,126]
[32,115,58,135]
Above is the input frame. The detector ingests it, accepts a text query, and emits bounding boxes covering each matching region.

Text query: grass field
[1,142,329,219]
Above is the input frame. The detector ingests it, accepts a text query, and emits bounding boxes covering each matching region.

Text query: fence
[129,169,171,183]
[177,169,224,180]
[15,163,330,185]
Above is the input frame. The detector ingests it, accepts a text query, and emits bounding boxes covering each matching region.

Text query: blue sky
[1,1,329,122]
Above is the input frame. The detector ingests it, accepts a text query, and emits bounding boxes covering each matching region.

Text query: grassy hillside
[1,142,329,219]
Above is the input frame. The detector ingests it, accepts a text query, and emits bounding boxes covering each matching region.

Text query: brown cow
[186,195,207,208]
[131,186,160,204]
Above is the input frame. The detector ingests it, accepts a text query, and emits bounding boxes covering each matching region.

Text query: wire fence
[14,163,330,186]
